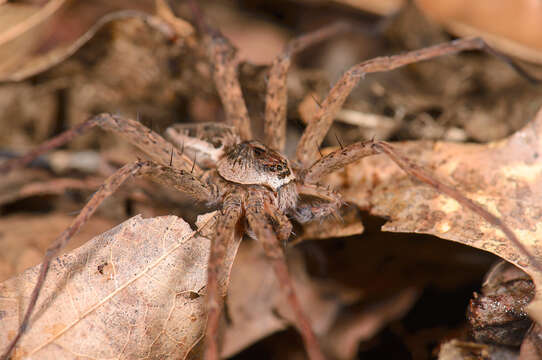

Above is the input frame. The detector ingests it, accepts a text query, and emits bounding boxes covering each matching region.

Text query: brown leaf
[325,107,542,323]
[323,288,419,360]
[415,0,542,64]
[0,0,193,82]
[438,339,515,360]
[519,323,542,360]
[222,240,348,357]
[332,0,542,63]
[0,213,237,359]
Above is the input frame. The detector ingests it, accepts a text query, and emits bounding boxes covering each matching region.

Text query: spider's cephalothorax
[167,123,302,213]
[219,140,294,188]
[218,140,299,212]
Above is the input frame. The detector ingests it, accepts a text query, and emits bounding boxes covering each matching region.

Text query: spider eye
[276,165,282,171]
[253,147,265,156]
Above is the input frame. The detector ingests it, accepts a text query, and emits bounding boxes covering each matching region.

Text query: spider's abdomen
[217,141,296,192]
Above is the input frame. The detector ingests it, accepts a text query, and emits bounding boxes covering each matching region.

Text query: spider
[1,3,540,360]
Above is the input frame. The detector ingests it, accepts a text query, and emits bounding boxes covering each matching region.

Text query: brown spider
[1,4,540,360]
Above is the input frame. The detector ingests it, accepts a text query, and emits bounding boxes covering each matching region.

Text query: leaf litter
[325,107,542,326]
[0,213,225,359]
[2,0,542,358]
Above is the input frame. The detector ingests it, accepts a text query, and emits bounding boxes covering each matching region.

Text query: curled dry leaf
[325,107,542,324]
[332,0,542,63]
[0,0,192,82]
[0,213,240,359]
[415,0,542,64]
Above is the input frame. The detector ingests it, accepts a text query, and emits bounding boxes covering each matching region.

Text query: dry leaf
[0,0,192,81]
[519,323,542,360]
[325,107,542,324]
[0,213,240,359]
[438,339,515,360]
[0,214,116,282]
[223,240,344,357]
[323,288,419,360]
[331,0,542,63]
[415,0,542,64]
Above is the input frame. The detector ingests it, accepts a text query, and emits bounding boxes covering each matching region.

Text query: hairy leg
[295,183,343,223]
[204,194,242,360]
[0,113,202,176]
[1,161,214,360]
[246,189,325,360]
[189,1,252,141]
[302,140,377,184]
[301,139,542,275]
[264,22,352,152]
[372,141,542,274]
[295,37,540,166]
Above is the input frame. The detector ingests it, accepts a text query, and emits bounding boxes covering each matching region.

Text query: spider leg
[271,208,293,244]
[303,139,542,274]
[245,189,325,360]
[372,141,542,274]
[0,161,214,360]
[302,140,378,184]
[295,183,343,223]
[0,113,202,176]
[295,37,540,167]
[264,22,352,152]
[204,195,242,360]
[189,1,252,141]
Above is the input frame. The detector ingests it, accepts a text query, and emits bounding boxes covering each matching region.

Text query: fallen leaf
[223,241,348,358]
[323,287,419,360]
[519,323,542,360]
[325,107,542,324]
[416,0,542,64]
[438,339,515,360]
[0,0,192,82]
[0,213,240,359]
[332,0,542,63]
[0,213,116,282]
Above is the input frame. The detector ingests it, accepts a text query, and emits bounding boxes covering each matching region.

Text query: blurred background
[1,0,542,359]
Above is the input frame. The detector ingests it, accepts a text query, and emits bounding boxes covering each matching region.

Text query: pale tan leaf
[332,0,542,63]
[0,213,232,359]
